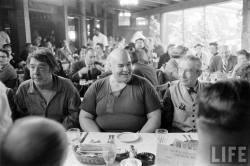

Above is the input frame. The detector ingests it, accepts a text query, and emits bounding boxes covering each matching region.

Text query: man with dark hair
[0,117,68,166]
[0,49,17,88]
[208,42,223,73]
[157,44,174,69]
[162,55,209,132]
[132,48,158,86]
[69,48,101,83]
[15,48,81,129]
[196,80,250,166]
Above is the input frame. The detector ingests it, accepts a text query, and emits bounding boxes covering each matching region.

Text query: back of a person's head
[197,80,250,133]
[1,117,68,166]
[134,48,148,64]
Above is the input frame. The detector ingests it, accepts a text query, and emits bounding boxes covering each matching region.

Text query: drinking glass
[66,128,81,145]
[102,144,117,166]
[155,129,168,144]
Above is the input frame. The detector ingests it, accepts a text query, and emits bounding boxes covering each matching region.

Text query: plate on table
[117,132,140,143]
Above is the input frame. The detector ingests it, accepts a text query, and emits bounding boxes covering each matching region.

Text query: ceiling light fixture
[119,11,131,17]
[120,0,138,6]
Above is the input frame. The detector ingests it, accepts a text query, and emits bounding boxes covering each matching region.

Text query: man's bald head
[107,48,132,83]
[1,117,68,166]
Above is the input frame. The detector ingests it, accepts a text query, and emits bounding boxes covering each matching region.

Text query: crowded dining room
[0,0,250,166]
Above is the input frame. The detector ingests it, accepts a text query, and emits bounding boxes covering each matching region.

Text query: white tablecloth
[63,132,197,166]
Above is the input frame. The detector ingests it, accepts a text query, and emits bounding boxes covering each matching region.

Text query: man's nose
[33,67,40,74]
[123,65,129,71]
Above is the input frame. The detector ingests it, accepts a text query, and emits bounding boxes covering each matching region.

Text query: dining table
[63,132,198,166]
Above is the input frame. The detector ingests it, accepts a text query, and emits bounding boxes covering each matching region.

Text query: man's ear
[106,61,112,71]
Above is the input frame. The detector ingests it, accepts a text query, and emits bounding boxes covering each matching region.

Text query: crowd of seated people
[1,29,250,165]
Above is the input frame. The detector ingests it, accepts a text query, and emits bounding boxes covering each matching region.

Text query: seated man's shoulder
[92,77,108,89]
[57,76,75,87]
[17,79,32,93]
[19,79,32,88]
[132,74,149,83]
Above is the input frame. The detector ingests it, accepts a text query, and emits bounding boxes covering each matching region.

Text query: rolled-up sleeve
[63,82,81,129]
[143,79,161,113]
[79,83,97,116]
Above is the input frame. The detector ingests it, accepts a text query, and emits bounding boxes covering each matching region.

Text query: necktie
[188,87,196,94]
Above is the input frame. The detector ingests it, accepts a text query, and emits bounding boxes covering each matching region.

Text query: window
[162,0,242,50]
[136,17,148,26]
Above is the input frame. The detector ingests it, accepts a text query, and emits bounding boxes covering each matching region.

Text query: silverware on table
[188,134,193,141]
[183,134,189,141]
[80,132,89,143]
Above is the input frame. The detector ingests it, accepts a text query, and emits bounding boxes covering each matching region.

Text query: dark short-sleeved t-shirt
[80,74,161,132]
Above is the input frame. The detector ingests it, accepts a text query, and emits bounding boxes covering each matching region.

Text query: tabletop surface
[63,132,198,166]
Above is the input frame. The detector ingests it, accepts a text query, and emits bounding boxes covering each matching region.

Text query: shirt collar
[186,81,199,93]
[28,75,61,94]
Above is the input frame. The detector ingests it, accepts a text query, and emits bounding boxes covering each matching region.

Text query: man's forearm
[79,118,101,132]
[140,115,161,133]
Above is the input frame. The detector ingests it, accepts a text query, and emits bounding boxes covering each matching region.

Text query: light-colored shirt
[169,81,208,132]
[0,82,12,140]
[0,31,10,49]
[93,33,108,48]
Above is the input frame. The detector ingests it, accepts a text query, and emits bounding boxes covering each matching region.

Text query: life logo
[210,145,248,164]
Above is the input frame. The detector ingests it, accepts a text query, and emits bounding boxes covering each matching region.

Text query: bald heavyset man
[79,48,161,132]
[0,117,68,166]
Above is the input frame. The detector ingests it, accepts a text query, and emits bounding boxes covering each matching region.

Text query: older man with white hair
[162,55,209,132]
[79,48,161,132]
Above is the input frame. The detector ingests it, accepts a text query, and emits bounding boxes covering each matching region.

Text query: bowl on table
[120,158,142,166]
[115,148,129,161]
[136,152,155,166]
[72,144,106,165]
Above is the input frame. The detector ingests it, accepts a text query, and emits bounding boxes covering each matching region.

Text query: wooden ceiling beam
[143,0,171,5]
[133,0,231,16]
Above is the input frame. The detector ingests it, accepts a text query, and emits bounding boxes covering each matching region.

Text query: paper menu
[155,144,197,166]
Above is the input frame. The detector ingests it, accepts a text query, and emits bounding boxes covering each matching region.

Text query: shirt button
[193,110,195,112]
[193,125,196,128]
[192,115,195,117]
[193,104,196,107]
[192,120,195,123]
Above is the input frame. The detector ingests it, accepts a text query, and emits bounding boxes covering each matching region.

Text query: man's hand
[78,67,89,77]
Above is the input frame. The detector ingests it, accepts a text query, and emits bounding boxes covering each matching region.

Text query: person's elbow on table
[79,109,101,132]
[140,109,161,133]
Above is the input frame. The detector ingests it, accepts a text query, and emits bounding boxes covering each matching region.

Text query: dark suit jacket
[69,60,101,82]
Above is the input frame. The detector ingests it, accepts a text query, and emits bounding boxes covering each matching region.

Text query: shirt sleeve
[79,83,97,116]
[162,88,174,130]
[143,79,161,114]
[14,86,30,119]
[0,93,12,136]
[63,81,81,129]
